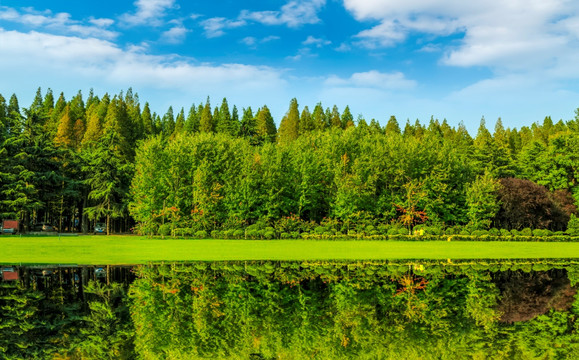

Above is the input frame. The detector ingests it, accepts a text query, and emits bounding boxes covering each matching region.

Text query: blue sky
[1,0,579,133]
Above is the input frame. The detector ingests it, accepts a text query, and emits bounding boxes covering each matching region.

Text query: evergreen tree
[341,105,354,128]
[385,116,401,135]
[48,92,66,134]
[69,90,85,126]
[41,88,54,119]
[256,105,277,143]
[174,107,185,134]
[200,97,214,133]
[312,102,327,130]
[299,105,314,133]
[83,102,103,147]
[216,98,235,135]
[55,105,75,148]
[162,106,175,138]
[103,96,131,159]
[330,105,341,128]
[184,103,199,133]
[30,87,43,113]
[141,102,154,136]
[82,129,133,235]
[277,98,300,143]
[239,107,256,139]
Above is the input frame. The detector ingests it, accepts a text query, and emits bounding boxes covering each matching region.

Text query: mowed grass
[1,235,579,265]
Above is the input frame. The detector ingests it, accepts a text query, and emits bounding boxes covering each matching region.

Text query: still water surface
[1,260,578,359]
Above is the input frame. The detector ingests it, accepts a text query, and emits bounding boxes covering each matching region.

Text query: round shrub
[500,229,511,237]
[194,230,208,239]
[158,224,171,236]
[233,229,245,239]
[246,229,259,239]
[520,228,533,236]
[264,231,275,240]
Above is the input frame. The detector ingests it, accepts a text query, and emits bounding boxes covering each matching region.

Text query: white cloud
[200,17,246,38]
[240,0,326,28]
[199,0,325,38]
[120,0,176,27]
[160,25,188,44]
[325,70,416,90]
[0,28,286,92]
[89,18,115,28]
[262,35,281,43]
[302,35,331,47]
[342,0,579,74]
[241,35,281,48]
[241,37,257,46]
[0,6,118,39]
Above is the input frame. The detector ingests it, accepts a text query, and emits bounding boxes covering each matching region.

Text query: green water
[1,260,579,359]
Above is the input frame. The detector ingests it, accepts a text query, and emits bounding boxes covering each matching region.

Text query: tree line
[1,88,578,235]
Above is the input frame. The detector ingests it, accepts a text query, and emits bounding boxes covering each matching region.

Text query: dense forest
[1,88,578,236]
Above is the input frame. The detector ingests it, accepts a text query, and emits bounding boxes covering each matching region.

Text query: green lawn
[1,235,579,265]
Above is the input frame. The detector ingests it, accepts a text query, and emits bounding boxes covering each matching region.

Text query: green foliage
[466,171,500,229]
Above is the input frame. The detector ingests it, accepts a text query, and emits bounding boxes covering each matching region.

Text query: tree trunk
[106,199,110,235]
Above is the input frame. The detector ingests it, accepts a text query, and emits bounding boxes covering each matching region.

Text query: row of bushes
[150,219,579,239]
[159,226,579,242]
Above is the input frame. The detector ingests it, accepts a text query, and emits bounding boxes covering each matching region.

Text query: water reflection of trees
[1,261,578,359]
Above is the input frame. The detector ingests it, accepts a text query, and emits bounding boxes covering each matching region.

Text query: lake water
[1,260,578,359]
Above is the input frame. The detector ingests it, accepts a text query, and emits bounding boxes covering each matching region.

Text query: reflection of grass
[1,236,579,264]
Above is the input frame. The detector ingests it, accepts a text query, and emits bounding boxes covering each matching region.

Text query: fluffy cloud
[0,28,286,93]
[0,6,117,39]
[200,17,246,38]
[200,0,325,38]
[325,70,416,90]
[240,0,325,28]
[343,0,579,73]
[302,35,331,47]
[120,0,176,27]
[160,24,188,44]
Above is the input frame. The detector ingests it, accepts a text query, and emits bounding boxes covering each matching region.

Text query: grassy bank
[1,235,579,265]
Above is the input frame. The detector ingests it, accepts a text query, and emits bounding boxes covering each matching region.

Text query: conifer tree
[330,105,341,128]
[103,96,131,159]
[69,90,85,126]
[184,103,199,133]
[216,98,235,135]
[41,88,54,119]
[200,97,214,133]
[55,105,75,148]
[141,102,154,136]
[299,105,314,133]
[341,105,354,128]
[174,107,185,134]
[162,106,175,137]
[48,93,66,134]
[30,87,43,113]
[312,102,327,130]
[231,105,240,133]
[277,98,300,143]
[83,103,102,147]
[256,105,277,143]
[385,115,401,134]
[239,106,256,139]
